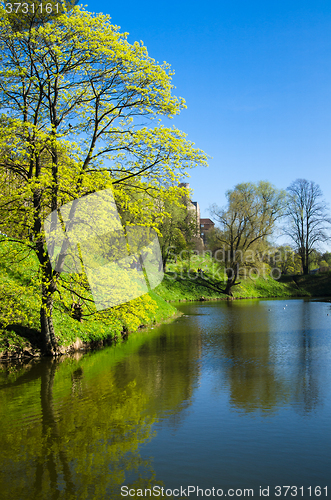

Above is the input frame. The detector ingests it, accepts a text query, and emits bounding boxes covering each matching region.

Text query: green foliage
[321,252,331,266]
[157,186,198,267]
[0,241,177,356]
[156,252,315,302]
[0,6,207,352]
[210,181,286,294]
[210,181,286,265]
[269,245,302,275]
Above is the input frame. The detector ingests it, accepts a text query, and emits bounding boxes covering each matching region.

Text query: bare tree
[284,179,331,275]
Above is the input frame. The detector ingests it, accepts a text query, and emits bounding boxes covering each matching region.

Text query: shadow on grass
[0,323,42,357]
[279,273,331,297]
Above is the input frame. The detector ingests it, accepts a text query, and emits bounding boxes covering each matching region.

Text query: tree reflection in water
[1,299,328,498]
[0,353,164,499]
[200,300,325,415]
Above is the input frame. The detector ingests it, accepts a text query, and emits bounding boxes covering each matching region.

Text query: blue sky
[87,0,331,245]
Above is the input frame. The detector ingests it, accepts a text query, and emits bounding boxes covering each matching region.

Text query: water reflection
[187,299,331,415]
[286,301,325,414]
[222,326,289,413]
[1,299,331,498]
[195,301,290,413]
[0,356,160,499]
[112,327,201,426]
[36,360,75,499]
[0,324,201,499]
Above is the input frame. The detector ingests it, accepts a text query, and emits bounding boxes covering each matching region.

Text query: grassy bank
[1,242,331,358]
[155,270,309,302]
[155,254,331,302]
[0,242,177,358]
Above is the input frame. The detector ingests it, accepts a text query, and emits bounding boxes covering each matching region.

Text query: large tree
[284,179,331,275]
[0,5,207,354]
[210,181,285,295]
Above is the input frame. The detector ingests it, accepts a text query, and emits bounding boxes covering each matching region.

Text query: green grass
[278,272,331,297]
[157,253,331,302]
[155,270,309,302]
[0,241,177,358]
[231,273,309,298]
[1,241,331,358]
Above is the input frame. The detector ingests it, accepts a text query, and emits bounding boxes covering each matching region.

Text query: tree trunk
[162,254,168,271]
[304,247,310,275]
[224,276,235,296]
[224,262,238,296]
[40,279,59,356]
[302,251,309,275]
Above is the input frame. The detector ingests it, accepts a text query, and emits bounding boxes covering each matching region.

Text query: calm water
[1,298,331,500]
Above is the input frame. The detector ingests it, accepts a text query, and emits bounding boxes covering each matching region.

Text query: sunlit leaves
[0,5,207,350]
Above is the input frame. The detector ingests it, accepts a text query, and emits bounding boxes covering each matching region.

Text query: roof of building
[200,218,214,225]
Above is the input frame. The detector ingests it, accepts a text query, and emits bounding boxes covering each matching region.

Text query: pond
[1,298,331,499]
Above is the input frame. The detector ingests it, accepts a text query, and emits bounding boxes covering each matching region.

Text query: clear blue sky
[88,0,331,244]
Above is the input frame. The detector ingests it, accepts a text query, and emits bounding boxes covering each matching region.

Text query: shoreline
[0,307,182,362]
[3,290,331,362]
[1,262,331,360]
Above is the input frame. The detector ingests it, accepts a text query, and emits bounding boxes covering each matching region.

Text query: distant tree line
[206,179,331,295]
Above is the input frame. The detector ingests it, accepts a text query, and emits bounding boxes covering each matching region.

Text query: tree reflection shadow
[0,354,169,499]
[33,360,75,499]
[206,301,324,415]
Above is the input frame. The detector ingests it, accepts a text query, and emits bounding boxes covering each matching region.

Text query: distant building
[200,218,215,244]
[178,183,204,250]
[178,183,216,248]
[178,183,200,237]
[191,201,200,236]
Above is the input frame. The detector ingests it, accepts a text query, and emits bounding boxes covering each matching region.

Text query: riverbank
[155,265,331,302]
[0,291,179,360]
[0,242,178,359]
[1,242,331,359]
